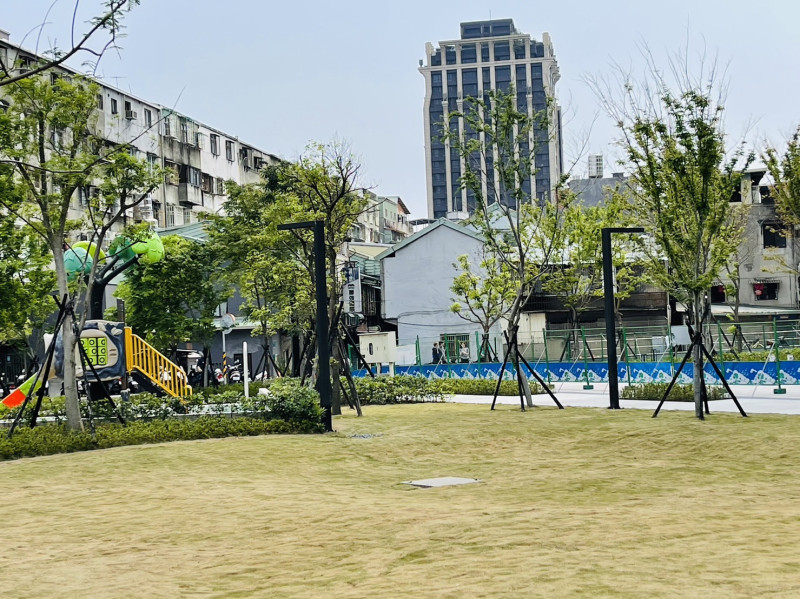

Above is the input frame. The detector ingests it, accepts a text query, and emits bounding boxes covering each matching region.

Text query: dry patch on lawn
[2,404,800,598]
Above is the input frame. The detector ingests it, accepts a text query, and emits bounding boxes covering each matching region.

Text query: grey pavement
[450,381,800,415]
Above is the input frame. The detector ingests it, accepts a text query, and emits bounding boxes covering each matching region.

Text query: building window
[146,153,158,170]
[460,44,477,63]
[216,177,225,195]
[481,43,490,62]
[110,98,118,114]
[440,334,469,362]
[210,134,219,156]
[180,120,189,144]
[710,285,726,304]
[445,45,456,65]
[144,109,152,127]
[188,166,201,187]
[96,94,104,110]
[225,140,234,161]
[513,39,526,60]
[763,222,787,248]
[753,282,779,301]
[164,160,178,185]
[493,41,510,61]
[164,117,171,137]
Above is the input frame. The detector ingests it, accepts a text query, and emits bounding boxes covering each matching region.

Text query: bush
[260,378,324,424]
[351,375,445,405]
[0,415,322,461]
[621,382,725,402]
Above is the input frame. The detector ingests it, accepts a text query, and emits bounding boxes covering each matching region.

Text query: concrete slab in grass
[403,477,481,488]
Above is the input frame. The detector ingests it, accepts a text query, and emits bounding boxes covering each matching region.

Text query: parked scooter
[228,360,242,384]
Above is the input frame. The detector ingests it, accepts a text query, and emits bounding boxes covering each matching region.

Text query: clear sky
[4,1,799,218]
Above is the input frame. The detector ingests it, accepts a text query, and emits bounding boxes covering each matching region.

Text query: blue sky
[4,1,799,218]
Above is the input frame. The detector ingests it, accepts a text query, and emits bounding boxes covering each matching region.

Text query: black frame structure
[602,227,644,409]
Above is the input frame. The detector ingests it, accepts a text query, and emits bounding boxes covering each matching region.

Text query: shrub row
[430,377,543,396]
[1,378,323,426]
[621,382,725,402]
[349,375,544,404]
[0,416,320,462]
[721,350,797,363]
[351,376,445,405]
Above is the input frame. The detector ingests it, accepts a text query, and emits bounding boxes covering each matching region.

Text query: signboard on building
[342,261,362,314]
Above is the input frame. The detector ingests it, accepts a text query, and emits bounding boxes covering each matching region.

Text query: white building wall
[381,224,496,348]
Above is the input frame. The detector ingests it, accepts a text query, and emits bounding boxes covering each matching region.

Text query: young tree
[447,86,568,405]
[0,73,161,430]
[0,1,140,86]
[210,142,368,413]
[279,141,368,414]
[208,168,315,377]
[716,202,752,352]
[542,189,648,331]
[765,126,800,227]
[0,189,55,374]
[450,250,516,360]
[114,235,231,358]
[594,58,752,419]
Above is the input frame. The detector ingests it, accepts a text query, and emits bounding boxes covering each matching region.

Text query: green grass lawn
[2,404,800,598]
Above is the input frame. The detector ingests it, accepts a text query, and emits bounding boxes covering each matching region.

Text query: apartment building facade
[419,19,563,220]
[0,30,279,236]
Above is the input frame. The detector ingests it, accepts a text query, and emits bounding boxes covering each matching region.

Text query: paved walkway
[451,381,800,415]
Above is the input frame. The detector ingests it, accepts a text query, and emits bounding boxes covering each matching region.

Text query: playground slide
[1,374,43,409]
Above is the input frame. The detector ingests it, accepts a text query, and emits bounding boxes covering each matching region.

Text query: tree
[447,86,568,405]
[0,73,161,430]
[210,142,368,413]
[542,189,648,331]
[0,189,55,378]
[450,250,516,360]
[0,1,140,86]
[208,166,315,376]
[594,57,752,419]
[114,235,231,358]
[715,202,752,352]
[765,126,800,227]
[274,141,368,414]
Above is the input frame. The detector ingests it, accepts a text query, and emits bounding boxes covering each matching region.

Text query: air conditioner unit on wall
[125,110,137,120]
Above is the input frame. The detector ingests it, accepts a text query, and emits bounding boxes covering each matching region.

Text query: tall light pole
[603,227,644,409]
[277,220,333,432]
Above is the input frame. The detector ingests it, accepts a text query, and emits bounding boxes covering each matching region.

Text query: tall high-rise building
[419,19,562,220]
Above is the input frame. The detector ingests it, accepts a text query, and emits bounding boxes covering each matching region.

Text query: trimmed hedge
[430,378,543,396]
[349,375,544,404]
[1,378,323,426]
[351,376,445,405]
[0,416,321,461]
[621,382,725,402]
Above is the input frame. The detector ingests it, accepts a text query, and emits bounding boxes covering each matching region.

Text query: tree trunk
[62,315,83,431]
[330,358,342,416]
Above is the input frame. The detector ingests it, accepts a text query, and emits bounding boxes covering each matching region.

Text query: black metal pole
[278,220,332,431]
[313,221,333,432]
[602,227,644,409]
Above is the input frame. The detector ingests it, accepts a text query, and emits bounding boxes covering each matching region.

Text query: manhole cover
[403,477,481,488]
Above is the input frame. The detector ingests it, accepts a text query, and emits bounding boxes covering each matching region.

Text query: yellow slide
[124,327,192,399]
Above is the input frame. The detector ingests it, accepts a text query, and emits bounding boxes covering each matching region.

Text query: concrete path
[450,381,800,415]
